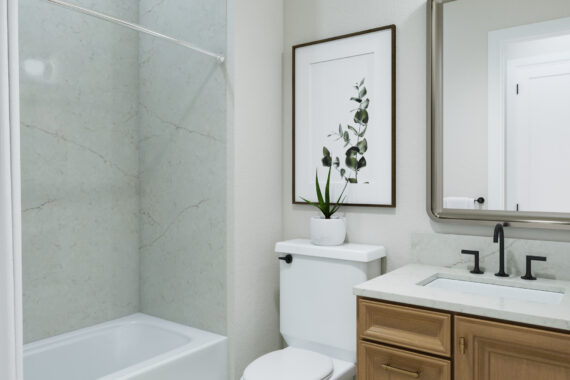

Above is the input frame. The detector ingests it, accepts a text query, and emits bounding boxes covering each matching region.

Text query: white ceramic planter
[309,216,346,246]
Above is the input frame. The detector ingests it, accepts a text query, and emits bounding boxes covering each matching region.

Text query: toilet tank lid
[275,239,386,262]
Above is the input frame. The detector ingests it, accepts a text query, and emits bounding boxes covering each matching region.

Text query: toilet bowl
[241,347,355,380]
[241,239,384,380]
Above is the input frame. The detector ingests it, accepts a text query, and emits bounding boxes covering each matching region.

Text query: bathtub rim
[24,313,227,379]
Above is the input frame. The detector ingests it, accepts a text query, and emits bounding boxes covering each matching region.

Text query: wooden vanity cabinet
[455,316,570,380]
[358,342,451,380]
[357,297,570,380]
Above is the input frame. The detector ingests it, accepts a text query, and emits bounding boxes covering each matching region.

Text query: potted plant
[301,167,348,246]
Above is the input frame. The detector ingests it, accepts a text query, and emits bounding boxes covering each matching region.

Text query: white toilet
[242,239,385,380]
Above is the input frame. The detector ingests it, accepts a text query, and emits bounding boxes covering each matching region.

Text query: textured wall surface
[20,0,140,343]
[412,232,570,282]
[20,0,228,343]
[138,0,228,335]
[227,0,284,377]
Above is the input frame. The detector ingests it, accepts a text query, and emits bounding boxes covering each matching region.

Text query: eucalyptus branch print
[321,78,370,184]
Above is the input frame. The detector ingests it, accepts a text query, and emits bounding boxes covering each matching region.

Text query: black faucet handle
[521,255,547,280]
[461,250,483,274]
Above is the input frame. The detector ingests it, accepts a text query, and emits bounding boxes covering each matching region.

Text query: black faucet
[521,255,547,280]
[493,223,509,277]
[461,250,483,274]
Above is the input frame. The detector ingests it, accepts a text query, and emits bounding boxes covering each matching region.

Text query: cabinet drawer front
[358,299,451,356]
[455,316,570,380]
[358,342,451,380]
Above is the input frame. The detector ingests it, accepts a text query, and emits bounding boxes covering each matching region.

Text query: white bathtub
[24,313,228,380]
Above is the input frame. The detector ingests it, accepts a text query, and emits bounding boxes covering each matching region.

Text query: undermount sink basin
[423,277,565,305]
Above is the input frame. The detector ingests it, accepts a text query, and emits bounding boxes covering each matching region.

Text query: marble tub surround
[138,0,227,335]
[353,264,570,331]
[20,0,140,343]
[411,232,570,282]
[20,0,228,343]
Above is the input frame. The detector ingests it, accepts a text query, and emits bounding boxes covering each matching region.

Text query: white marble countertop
[353,264,570,332]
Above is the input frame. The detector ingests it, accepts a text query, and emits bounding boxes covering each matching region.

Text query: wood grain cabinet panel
[455,316,570,380]
[358,299,452,357]
[358,341,451,380]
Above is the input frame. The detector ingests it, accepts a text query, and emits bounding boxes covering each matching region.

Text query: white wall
[227,0,284,378]
[283,0,432,271]
[282,0,570,273]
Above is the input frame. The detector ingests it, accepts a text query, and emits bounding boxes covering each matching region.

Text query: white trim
[0,0,22,378]
[9,0,23,375]
[488,17,570,211]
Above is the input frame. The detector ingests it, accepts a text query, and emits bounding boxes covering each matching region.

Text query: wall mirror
[428,0,570,228]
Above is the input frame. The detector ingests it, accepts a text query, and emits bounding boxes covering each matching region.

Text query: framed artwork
[293,25,396,207]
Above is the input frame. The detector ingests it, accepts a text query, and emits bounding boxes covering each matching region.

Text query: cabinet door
[358,341,450,380]
[455,316,570,380]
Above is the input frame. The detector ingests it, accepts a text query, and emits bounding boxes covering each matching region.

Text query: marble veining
[411,232,570,281]
[138,0,227,335]
[20,0,228,343]
[20,0,141,343]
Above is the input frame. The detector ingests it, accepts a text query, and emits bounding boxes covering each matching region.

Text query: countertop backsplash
[411,233,570,282]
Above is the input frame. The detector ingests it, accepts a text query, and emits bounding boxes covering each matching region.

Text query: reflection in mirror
[442,0,570,213]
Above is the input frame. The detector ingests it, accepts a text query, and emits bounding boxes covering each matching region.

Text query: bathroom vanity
[354,265,570,379]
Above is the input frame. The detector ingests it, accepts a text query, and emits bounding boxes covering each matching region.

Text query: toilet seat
[242,347,334,380]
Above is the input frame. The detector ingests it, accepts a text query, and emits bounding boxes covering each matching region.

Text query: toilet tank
[276,239,384,363]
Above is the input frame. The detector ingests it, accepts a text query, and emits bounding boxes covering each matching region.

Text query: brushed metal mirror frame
[426,0,570,230]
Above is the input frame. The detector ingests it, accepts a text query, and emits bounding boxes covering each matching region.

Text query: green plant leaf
[359,87,367,98]
[357,138,368,154]
[333,157,340,168]
[359,78,365,87]
[338,123,342,135]
[350,97,362,103]
[358,125,368,137]
[315,170,325,207]
[354,109,369,124]
[323,146,330,157]
[330,181,348,216]
[359,99,369,109]
[348,125,358,135]
[324,166,331,207]
[343,131,350,147]
[345,146,359,157]
[345,147,359,168]
[348,178,357,183]
[321,155,332,167]
[357,156,367,169]
[340,168,346,177]
[300,197,320,208]
[346,155,358,170]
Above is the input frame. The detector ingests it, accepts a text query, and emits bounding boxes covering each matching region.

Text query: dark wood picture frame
[292,25,396,208]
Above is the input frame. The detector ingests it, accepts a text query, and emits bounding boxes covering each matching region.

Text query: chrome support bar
[45,0,225,63]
